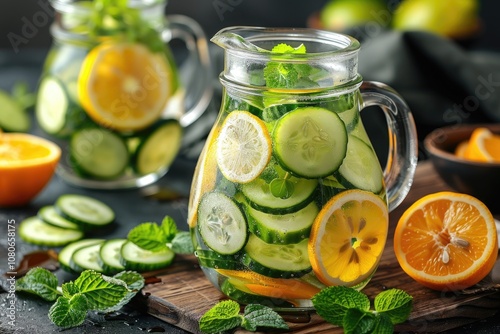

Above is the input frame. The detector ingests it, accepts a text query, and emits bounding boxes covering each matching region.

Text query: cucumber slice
[338,135,384,193]
[337,106,359,133]
[120,241,175,272]
[241,177,318,214]
[0,90,30,132]
[38,205,81,230]
[273,107,348,178]
[35,77,70,136]
[242,235,312,279]
[99,238,126,274]
[70,127,129,179]
[195,249,243,270]
[19,216,84,247]
[246,201,319,245]
[70,242,105,273]
[59,239,105,274]
[55,194,115,230]
[197,192,248,255]
[132,119,183,175]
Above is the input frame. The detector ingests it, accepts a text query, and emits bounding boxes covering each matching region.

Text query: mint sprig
[199,300,288,334]
[17,267,144,329]
[312,286,413,333]
[89,0,165,52]
[127,215,194,255]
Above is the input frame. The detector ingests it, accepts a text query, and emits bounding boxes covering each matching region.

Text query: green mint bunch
[16,267,144,329]
[127,215,195,255]
[312,286,413,334]
[263,43,313,89]
[89,0,165,52]
[199,300,288,334]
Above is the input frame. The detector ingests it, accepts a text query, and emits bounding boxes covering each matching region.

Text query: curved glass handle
[164,15,213,127]
[360,81,418,212]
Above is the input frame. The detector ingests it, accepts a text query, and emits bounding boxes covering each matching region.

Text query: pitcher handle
[360,81,418,212]
[164,14,213,127]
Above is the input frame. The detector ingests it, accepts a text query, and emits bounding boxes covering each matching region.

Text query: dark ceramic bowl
[424,123,500,213]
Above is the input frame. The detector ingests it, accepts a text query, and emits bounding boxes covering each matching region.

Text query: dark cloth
[357,30,500,149]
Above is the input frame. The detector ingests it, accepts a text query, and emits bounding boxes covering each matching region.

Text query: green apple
[392,0,480,38]
[320,0,390,31]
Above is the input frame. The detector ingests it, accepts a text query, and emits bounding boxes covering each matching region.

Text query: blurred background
[1,0,500,160]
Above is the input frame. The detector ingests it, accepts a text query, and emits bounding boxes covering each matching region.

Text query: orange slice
[216,110,272,184]
[0,133,61,206]
[78,42,174,132]
[187,124,220,228]
[394,191,498,291]
[308,189,388,287]
[454,140,469,158]
[216,269,321,300]
[464,127,500,162]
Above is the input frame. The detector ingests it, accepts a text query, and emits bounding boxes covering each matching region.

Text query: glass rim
[211,26,361,60]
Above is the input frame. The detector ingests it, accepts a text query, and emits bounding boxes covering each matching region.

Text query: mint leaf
[171,231,195,254]
[269,178,294,199]
[102,271,145,313]
[264,62,299,89]
[372,313,394,334]
[312,286,370,326]
[61,281,80,297]
[241,304,288,332]
[343,308,375,334]
[199,300,243,334]
[161,216,178,243]
[73,270,129,311]
[264,43,313,89]
[128,222,168,252]
[48,294,89,329]
[16,268,60,301]
[374,289,413,324]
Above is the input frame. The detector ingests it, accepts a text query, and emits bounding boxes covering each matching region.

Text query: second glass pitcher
[188,27,418,310]
[36,0,212,189]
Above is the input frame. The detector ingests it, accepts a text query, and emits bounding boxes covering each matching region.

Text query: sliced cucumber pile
[0,90,30,132]
[58,238,175,274]
[19,194,114,247]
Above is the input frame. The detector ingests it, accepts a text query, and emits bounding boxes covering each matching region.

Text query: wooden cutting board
[141,162,500,333]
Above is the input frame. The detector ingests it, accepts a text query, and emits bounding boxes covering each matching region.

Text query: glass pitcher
[36,0,212,189]
[188,27,418,310]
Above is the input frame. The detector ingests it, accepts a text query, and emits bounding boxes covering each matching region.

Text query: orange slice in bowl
[394,191,498,291]
[308,189,388,287]
[78,42,175,132]
[464,127,500,162]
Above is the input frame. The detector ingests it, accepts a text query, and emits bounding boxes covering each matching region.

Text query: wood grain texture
[141,162,500,333]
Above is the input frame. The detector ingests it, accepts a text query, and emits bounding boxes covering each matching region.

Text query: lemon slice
[216,110,272,184]
[78,42,174,132]
[308,189,388,287]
